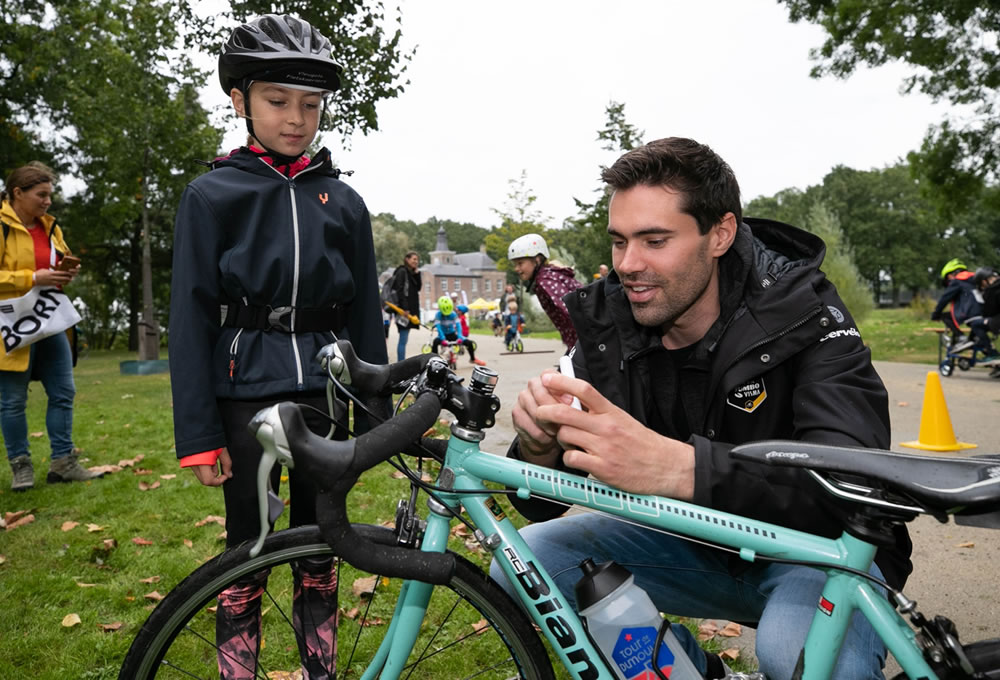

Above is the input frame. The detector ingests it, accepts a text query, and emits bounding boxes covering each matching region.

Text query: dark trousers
[217,393,343,549]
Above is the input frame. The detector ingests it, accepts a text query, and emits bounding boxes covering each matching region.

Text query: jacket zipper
[728,303,823,366]
[259,158,323,390]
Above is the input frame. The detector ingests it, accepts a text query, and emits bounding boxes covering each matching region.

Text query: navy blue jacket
[169,148,387,458]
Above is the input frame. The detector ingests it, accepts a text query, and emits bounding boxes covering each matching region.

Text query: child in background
[507,233,581,351]
[169,14,386,678]
[503,300,524,348]
[432,296,485,365]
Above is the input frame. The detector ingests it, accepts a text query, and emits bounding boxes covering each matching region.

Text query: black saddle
[732,440,1000,526]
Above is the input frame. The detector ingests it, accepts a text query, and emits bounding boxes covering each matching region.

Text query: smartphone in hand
[56,255,81,271]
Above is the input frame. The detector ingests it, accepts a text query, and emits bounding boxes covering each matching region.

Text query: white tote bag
[0,286,81,354]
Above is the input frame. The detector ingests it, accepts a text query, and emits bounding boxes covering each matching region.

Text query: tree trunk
[137,165,159,361]
[129,227,140,351]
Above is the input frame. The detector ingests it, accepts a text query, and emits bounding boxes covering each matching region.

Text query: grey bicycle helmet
[219,14,342,95]
[973,266,998,287]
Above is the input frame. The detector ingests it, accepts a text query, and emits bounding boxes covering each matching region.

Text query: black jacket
[510,218,911,589]
[388,264,422,329]
[169,148,387,458]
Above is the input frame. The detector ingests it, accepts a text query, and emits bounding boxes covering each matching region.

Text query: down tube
[459,490,614,680]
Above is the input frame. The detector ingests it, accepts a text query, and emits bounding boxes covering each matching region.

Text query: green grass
[0,309,932,678]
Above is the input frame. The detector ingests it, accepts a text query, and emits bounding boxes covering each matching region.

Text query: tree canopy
[778,1,1000,209]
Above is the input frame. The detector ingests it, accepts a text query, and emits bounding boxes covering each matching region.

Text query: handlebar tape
[278,393,456,584]
[333,340,431,397]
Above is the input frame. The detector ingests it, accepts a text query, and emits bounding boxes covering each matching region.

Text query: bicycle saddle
[732,440,1000,524]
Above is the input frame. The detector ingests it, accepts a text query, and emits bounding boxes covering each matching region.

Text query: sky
[209,1,950,230]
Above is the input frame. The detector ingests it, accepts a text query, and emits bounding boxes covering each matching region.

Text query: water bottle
[576,558,702,680]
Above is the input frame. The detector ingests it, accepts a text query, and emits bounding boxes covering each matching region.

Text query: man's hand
[534,373,695,500]
[189,447,233,487]
[511,369,567,466]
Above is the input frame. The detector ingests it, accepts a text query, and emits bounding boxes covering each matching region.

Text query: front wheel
[421,343,433,354]
[119,524,554,680]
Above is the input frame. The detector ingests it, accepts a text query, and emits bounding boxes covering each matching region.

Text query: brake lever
[248,404,296,557]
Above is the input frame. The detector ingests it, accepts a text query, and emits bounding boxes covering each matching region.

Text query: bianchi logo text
[819,327,861,343]
[765,451,809,460]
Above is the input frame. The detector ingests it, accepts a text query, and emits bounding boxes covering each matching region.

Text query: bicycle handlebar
[249,343,458,583]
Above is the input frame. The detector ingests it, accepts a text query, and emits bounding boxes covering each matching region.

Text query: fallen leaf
[195,515,226,528]
[118,454,144,468]
[88,464,121,475]
[61,521,80,532]
[956,541,975,548]
[719,622,743,637]
[266,671,304,680]
[133,468,153,476]
[4,510,29,524]
[217,530,227,541]
[6,514,35,531]
[140,576,161,584]
[102,538,118,550]
[897,401,909,407]
[343,607,359,620]
[352,575,379,599]
[131,537,154,546]
[98,622,123,632]
[160,474,176,480]
[75,582,97,588]
[697,620,719,641]
[391,470,407,479]
[30,431,44,438]
[121,394,134,399]
[144,591,164,602]
[450,524,470,537]
[471,618,490,635]
[0,555,6,565]
[138,481,161,491]
[720,647,741,661]
[86,523,104,533]
[183,539,193,549]
[62,613,82,627]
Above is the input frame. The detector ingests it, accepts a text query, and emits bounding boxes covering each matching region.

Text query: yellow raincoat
[0,199,73,371]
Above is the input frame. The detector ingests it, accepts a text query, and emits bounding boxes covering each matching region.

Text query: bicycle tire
[119,524,554,680]
[421,343,433,354]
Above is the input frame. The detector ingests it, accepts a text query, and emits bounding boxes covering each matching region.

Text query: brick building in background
[380,227,507,323]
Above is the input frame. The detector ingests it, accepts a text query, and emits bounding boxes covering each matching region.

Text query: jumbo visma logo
[727,378,767,413]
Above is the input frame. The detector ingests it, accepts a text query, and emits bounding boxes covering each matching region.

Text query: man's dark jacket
[509,217,911,589]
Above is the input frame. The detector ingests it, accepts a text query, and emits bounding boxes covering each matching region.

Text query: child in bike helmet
[508,233,581,350]
[168,14,387,678]
[931,258,993,355]
[432,295,485,365]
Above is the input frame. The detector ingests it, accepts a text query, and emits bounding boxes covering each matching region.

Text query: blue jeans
[490,512,886,680]
[0,332,76,461]
[396,325,410,362]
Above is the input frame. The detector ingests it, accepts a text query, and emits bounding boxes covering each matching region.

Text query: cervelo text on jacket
[169,147,387,459]
[509,217,910,590]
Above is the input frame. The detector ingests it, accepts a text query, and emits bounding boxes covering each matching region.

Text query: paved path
[389,333,1000,675]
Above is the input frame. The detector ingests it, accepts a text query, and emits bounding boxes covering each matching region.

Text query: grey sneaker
[46,453,105,484]
[10,455,34,492]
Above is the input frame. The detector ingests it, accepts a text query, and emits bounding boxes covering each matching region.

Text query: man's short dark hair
[601,137,742,234]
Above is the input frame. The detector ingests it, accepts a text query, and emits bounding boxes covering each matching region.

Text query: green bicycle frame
[367,433,938,680]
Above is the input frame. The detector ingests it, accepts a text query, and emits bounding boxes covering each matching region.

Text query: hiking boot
[46,452,105,484]
[10,455,34,492]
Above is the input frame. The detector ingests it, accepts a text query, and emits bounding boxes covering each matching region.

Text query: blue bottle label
[611,626,676,679]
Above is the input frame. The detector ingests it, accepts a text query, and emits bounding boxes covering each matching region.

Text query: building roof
[455,251,497,270]
[422,263,479,277]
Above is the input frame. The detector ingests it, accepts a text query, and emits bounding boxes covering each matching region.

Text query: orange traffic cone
[900,371,977,452]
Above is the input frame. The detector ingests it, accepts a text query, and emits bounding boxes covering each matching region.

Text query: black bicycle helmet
[219,14,342,95]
